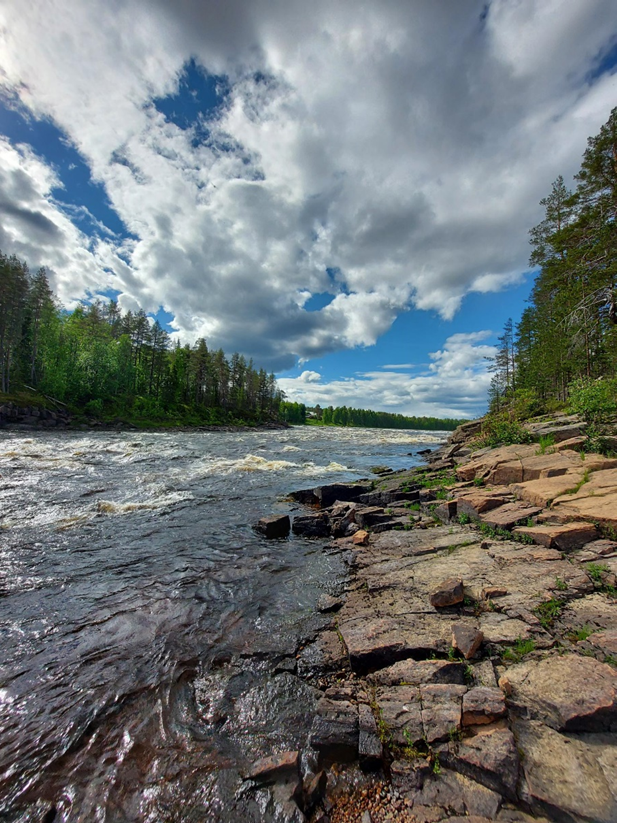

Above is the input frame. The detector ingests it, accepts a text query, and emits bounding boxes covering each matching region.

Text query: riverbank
[257,413,617,822]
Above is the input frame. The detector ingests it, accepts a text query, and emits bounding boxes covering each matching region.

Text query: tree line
[0,253,282,424]
[280,401,464,430]
[490,106,617,414]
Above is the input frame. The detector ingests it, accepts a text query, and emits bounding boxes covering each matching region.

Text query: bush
[568,377,617,425]
[477,417,534,448]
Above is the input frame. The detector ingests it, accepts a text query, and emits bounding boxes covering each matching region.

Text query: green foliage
[315,404,465,430]
[473,476,485,487]
[533,598,565,629]
[458,512,471,525]
[567,625,594,643]
[554,577,569,592]
[536,434,556,454]
[586,562,610,582]
[568,377,617,425]
[477,416,534,448]
[502,637,536,663]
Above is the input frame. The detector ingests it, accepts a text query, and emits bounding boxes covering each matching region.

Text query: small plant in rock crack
[533,598,564,629]
[448,726,463,742]
[567,625,595,643]
[605,655,617,668]
[402,729,420,760]
[464,664,475,684]
[502,637,536,663]
[554,577,569,592]
[458,512,471,525]
[473,476,485,487]
[586,562,610,582]
[431,752,442,775]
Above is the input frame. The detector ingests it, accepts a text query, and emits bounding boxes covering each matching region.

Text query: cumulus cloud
[0,1,615,369]
[278,331,498,418]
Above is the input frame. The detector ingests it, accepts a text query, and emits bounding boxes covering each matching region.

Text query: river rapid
[0,426,446,822]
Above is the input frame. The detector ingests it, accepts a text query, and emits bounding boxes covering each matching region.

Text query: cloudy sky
[0,1,616,418]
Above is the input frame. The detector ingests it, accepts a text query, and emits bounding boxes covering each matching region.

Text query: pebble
[328,781,417,823]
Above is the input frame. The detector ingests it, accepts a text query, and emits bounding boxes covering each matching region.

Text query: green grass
[533,597,565,629]
[586,562,610,582]
[502,637,536,663]
[567,625,595,643]
[554,577,569,592]
[458,512,471,525]
[536,434,556,455]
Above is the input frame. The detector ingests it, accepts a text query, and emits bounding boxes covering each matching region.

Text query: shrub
[477,417,534,448]
[568,377,617,425]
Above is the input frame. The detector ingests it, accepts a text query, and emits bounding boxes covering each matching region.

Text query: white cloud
[278,331,498,418]
[0,1,615,369]
[298,370,321,383]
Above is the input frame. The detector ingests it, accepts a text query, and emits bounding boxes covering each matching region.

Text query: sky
[0,2,616,419]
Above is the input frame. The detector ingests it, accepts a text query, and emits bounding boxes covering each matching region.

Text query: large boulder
[313,482,373,508]
[254,514,291,538]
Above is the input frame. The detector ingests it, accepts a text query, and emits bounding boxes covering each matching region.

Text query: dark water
[0,426,445,822]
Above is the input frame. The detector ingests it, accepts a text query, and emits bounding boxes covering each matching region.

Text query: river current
[0,426,446,822]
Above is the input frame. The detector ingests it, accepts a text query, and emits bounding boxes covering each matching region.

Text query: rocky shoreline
[251,414,617,823]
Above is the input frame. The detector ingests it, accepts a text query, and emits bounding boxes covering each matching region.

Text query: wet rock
[245,750,300,782]
[297,630,348,679]
[317,594,343,613]
[304,769,327,810]
[313,483,372,508]
[309,698,359,763]
[368,659,465,687]
[430,578,464,608]
[358,702,383,768]
[254,514,291,538]
[443,724,519,799]
[462,687,507,726]
[352,529,370,546]
[503,655,617,732]
[289,488,320,505]
[512,521,598,552]
[292,512,331,537]
[514,718,617,823]
[452,623,484,659]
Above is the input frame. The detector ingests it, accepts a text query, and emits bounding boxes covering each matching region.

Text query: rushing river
[0,426,446,822]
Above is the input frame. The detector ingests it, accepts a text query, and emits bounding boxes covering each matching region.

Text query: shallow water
[0,426,445,821]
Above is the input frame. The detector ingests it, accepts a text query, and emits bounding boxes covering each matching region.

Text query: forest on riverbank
[490,107,617,423]
[0,261,463,430]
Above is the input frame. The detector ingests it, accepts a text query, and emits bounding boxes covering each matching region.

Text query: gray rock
[292,512,331,537]
[313,483,372,508]
[309,698,359,763]
[462,687,507,726]
[452,623,484,659]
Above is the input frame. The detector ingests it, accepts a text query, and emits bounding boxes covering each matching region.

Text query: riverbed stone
[504,655,617,731]
[254,514,291,538]
[292,512,331,537]
[430,578,464,608]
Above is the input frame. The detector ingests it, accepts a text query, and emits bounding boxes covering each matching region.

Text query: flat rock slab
[589,630,617,657]
[367,658,465,687]
[245,750,299,782]
[480,503,542,530]
[514,719,617,823]
[504,655,617,732]
[442,724,520,799]
[511,473,583,507]
[420,683,467,743]
[409,769,502,820]
[375,684,424,746]
[512,521,598,552]
[552,490,617,528]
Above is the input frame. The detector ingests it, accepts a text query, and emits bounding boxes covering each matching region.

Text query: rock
[410,769,502,820]
[289,488,320,505]
[374,684,424,746]
[471,660,498,689]
[552,490,617,529]
[338,616,410,674]
[443,724,519,799]
[304,769,327,810]
[358,702,383,767]
[462,687,507,726]
[512,521,598,551]
[390,758,431,794]
[309,698,359,763]
[292,512,331,537]
[514,718,617,823]
[317,594,343,613]
[589,629,617,656]
[297,630,348,678]
[254,514,291,538]
[245,750,300,782]
[511,473,584,507]
[313,482,373,508]
[430,578,464,608]
[352,529,370,545]
[368,659,465,687]
[524,421,586,442]
[420,683,466,743]
[504,655,617,732]
[480,503,542,530]
[481,586,508,600]
[355,506,391,529]
[452,623,484,659]
[434,500,458,523]
[456,490,513,517]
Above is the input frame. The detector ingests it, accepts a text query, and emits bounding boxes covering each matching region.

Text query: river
[0,426,446,822]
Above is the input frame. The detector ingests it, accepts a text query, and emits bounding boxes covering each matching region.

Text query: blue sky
[0,1,616,418]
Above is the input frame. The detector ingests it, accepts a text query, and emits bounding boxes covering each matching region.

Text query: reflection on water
[0,426,445,821]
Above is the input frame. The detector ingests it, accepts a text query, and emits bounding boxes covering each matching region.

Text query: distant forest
[490,107,617,413]
[280,401,464,431]
[0,257,282,425]
[0,259,464,430]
